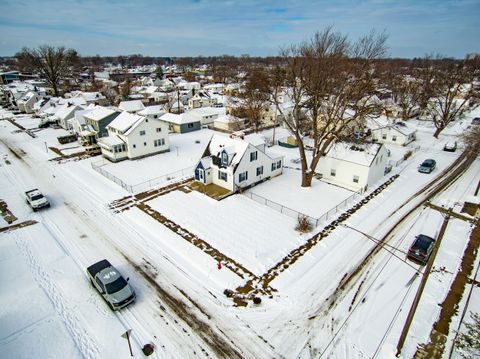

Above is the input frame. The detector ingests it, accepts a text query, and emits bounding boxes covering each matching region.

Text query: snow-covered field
[1,107,479,359]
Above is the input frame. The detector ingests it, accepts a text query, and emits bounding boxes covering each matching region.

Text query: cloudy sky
[0,0,479,58]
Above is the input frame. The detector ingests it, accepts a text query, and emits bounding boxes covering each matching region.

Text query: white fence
[243,187,364,228]
[91,159,194,193]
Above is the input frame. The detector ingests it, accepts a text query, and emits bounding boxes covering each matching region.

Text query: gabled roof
[118,100,145,113]
[53,103,81,120]
[160,112,199,125]
[83,106,118,122]
[203,134,250,167]
[107,111,143,134]
[137,105,165,116]
[325,142,384,167]
[373,123,416,136]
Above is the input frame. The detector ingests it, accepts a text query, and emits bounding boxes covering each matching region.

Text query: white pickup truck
[87,259,136,310]
[25,189,50,211]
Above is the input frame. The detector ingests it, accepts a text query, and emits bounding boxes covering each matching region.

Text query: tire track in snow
[15,232,100,359]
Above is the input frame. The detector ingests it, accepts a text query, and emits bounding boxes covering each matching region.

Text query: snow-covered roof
[244,133,266,147]
[137,105,165,116]
[98,135,125,146]
[214,114,241,124]
[83,106,117,122]
[53,103,80,120]
[160,112,199,125]
[74,109,94,125]
[79,92,106,102]
[187,107,225,118]
[204,134,250,167]
[325,142,383,167]
[373,123,416,136]
[118,100,145,113]
[108,111,143,133]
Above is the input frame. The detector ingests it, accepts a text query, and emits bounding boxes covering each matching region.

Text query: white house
[118,100,145,114]
[97,111,169,162]
[187,106,225,126]
[17,91,44,114]
[137,105,165,120]
[188,91,214,109]
[371,123,416,146]
[52,102,83,130]
[319,142,388,191]
[194,134,283,193]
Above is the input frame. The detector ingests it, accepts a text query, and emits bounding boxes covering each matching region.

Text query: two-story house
[194,134,283,193]
[98,111,169,162]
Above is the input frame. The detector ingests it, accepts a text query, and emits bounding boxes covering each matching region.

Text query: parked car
[84,144,101,156]
[86,259,135,310]
[418,159,436,173]
[443,142,457,152]
[407,234,436,265]
[25,189,50,211]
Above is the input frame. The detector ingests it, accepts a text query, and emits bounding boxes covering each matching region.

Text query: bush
[403,150,412,160]
[296,214,312,233]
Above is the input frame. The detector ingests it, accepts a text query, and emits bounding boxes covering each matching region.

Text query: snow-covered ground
[1,107,479,359]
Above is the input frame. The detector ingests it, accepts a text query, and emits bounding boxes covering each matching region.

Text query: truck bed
[87,259,112,277]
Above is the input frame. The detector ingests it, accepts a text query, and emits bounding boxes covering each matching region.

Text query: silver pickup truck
[25,189,50,211]
[86,259,136,310]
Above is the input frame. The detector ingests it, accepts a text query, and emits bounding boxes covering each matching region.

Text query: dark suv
[407,234,436,264]
[418,159,436,173]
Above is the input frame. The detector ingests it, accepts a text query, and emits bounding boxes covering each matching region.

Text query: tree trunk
[433,126,443,138]
[301,171,314,187]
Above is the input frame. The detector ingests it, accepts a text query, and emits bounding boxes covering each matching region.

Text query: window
[392,135,397,141]
[154,139,165,147]
[382,134,387,140]
[277,160,281,168]
[156,127,162,133]
[154,115,158,119]
[239,171,248,182]
[256,166,263,176]
[250,151,258,161]
[353,175,359,183]
[218,171,227,181]
[331,169,336,177]
[133,144,136,148]
[221,151,228,165]
[187,123,194,128]
[144,142,147,146]
[271,162,277,171]
[145,119,148,123]
[140,130,146,136]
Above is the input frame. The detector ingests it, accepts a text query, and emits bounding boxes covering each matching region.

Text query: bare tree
[16,45,80,97]
[425,58,479,138]
[454,311,480,358]
[273,27,388,187]
[235,66,271,132]
[463,123,480,156]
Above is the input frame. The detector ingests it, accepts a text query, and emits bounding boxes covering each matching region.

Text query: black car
[443,142,457,152]
[407,234,436,264]
[418,159,436,173]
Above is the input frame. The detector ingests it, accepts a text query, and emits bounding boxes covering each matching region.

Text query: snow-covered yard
[1,106,479,359]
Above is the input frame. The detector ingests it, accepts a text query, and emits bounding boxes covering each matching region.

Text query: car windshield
[105,277,128,294]
[414,236,434,251]
[31,194,44,201]
[422,160,434,167]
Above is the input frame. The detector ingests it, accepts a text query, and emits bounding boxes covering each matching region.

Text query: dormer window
[221,151,228,165]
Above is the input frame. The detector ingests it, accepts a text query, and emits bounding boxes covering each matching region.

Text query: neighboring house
[371,123,416,146]
[194,134,283,193]
[137,105,165,120]
[118,100,145,114]
[188,91,214,109]
[160,113,201,133]
[319,142,389,191]
[187,106,225,126]
[213,114,246,132]
[83,106,120,137]
[53,103,83,130]
[17,90,45,113]
[98,111,169,162]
